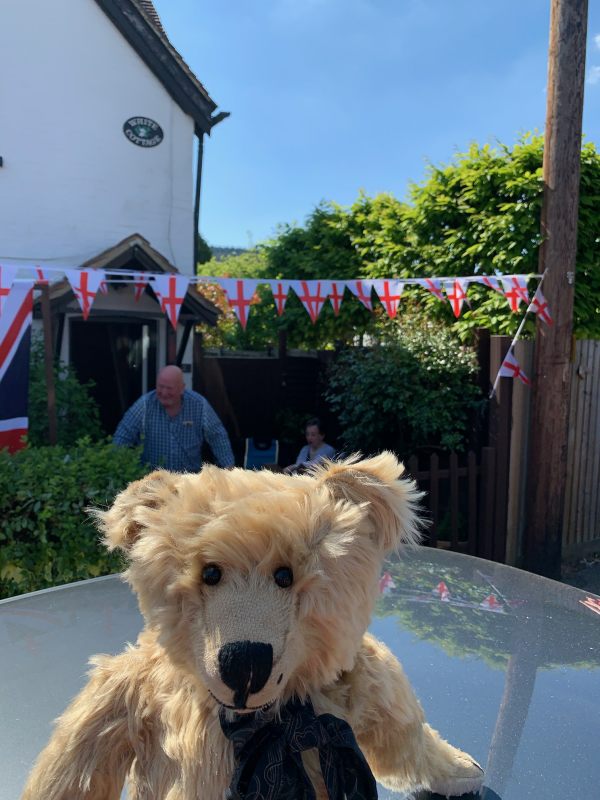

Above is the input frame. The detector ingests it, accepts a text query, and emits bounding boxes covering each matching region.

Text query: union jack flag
[0,281,34,453]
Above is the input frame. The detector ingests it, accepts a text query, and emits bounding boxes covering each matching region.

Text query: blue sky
[153,0,600,249]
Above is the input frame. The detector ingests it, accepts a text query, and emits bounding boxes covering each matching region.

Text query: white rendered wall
[0,0,196,274]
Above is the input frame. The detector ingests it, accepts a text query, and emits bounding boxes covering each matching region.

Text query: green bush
[325,318,482,458]
[27,335,104,446]
[0,439,149,599]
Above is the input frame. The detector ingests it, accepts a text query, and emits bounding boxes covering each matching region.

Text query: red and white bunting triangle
[480,594,504,612]
[372,279,403,319]
[417,277,446,301]
[152,275,190,329]
[290,280,330,323]
[347,279,374,310]
[0,265,18,315]
[65,269,105,320]
[432,581,450,601]
[217,278,258,329]
[528,286,553,326]
[269,280,293,316]
[480,275,504,293]
[501,275,530,312]
[98,279,109,295]
[34,267,50,286]
[378,571,396,595]
[327,281,346,316]
[498,350,530,386]
[445,279,468,318]
[133,273,149,302]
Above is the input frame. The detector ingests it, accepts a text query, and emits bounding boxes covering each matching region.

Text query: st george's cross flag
[481,275,504,294]
[347,279,375,311]
[152,275,190,329]
[65,269,106,320]
[327,281,346,316]
[445,279,469,318]
[498,350,531,385]
[290,280,330,323]
[501,275,530,312]
[217,278,259,330]
[528,286,553,325]
[372,279,403,319]
[134,273,150,302]
[268,280,293,316]
[417,277,446,302]
[0,281,34,453]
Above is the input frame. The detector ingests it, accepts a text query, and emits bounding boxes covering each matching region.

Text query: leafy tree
[195,232,213,265]
[197,135,600,349]
[335,135,600,339]
[197,225,377,350]
[325,315,482,457]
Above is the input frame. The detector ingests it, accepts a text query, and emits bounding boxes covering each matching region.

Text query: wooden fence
[411,338,600,562]
[193,334,600,561]
[501,338,600,561]
[406,448,499,559]
[563,340,600,556]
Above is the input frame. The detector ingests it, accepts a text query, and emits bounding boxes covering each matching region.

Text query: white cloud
[588,65,600,85]
[594,33,600,50]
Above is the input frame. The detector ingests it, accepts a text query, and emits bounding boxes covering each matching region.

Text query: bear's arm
[21,653,136,800]
[345,633,483,796]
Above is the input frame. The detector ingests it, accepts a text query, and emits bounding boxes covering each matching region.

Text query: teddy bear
[21,453,483,800]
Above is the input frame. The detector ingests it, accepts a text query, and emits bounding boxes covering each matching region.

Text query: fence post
[468,450,477,555]
[479,447,497,560]
[449,452,459,550]
[488,336,513,562]
[428,453,439,547]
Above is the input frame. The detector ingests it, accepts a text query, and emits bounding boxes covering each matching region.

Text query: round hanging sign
[123,117,164,148]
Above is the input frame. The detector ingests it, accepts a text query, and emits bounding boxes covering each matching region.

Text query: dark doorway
[70,320,157,434]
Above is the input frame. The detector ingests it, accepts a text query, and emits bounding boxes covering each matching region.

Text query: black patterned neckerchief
[219,695,378,800]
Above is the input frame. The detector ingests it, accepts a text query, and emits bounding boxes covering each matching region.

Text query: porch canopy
[33,234,219,434]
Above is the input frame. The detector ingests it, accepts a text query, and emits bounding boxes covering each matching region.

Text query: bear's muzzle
[218,641,273,708]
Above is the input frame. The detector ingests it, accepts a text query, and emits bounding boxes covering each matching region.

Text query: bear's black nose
[218,641,273,708]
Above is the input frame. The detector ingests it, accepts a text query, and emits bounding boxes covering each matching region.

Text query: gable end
[95,0,221,135]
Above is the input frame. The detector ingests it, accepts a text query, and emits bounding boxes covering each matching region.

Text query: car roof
[1,547,599,799]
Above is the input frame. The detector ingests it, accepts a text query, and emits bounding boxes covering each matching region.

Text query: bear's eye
[273,566,293,589]
[202,564,222,586]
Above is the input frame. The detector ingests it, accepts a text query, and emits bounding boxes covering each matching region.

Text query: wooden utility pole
[523,0,588,578]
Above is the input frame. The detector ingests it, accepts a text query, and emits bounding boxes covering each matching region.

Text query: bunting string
[0,263,551,391]
[489,270,551,398]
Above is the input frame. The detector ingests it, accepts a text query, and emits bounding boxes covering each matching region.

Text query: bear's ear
[315,452,423,552]
[91,470,179,553]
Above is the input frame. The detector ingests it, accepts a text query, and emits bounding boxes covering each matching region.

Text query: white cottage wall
[0,0,195,274]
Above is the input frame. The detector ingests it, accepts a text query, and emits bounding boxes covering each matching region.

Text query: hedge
[0,439,149,599]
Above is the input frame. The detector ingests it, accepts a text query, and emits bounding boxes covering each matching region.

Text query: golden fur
[21,453,483,799]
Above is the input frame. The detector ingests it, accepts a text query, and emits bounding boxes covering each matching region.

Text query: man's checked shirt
[113,390,234,472]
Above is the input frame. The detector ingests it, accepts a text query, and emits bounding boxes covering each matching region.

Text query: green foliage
[197,135,600,347]
[197,217,381,350]
[325,316,482,457]
[377,553,600,670]
[0,439,149,599]
[573,143,600,337]
[332,136,600,339]
[28,336,104,446]
[196,233,213,265]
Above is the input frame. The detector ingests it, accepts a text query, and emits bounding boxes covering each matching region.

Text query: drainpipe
[193,111,231,270]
